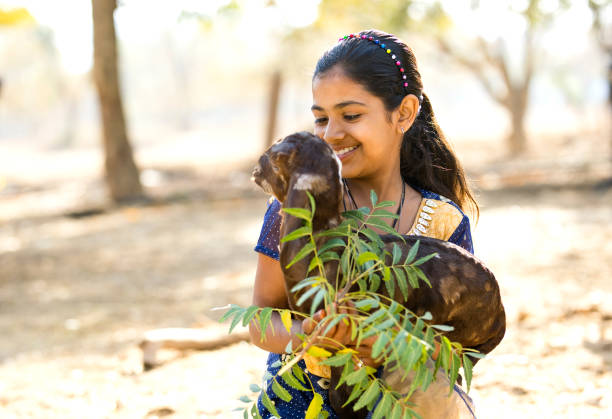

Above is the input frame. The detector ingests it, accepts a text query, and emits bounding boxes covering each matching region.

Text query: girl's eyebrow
[311,100,367,111]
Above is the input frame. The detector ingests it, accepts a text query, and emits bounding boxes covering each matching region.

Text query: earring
[400,127,405,134]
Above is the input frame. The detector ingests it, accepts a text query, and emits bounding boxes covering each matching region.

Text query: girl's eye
[314,117,328,125]
[344,114,361,121]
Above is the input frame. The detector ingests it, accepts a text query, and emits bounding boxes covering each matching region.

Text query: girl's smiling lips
[333,144,360,160]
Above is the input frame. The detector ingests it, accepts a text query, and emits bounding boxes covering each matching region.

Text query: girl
[250,29,479,418]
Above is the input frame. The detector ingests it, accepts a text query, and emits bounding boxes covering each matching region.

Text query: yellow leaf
[0,8,36,26]
[280,310,292,334]
[305,393,323,419]
[365,366,377,375]
[307,345,332,359]
[337,348,358,355]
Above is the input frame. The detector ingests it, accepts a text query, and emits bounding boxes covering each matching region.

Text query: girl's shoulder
[410,186,473,253]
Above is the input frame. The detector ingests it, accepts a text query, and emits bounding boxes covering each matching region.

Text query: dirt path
[0,183,611,418]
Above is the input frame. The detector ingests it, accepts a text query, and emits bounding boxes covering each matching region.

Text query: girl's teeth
[336,145,357,155]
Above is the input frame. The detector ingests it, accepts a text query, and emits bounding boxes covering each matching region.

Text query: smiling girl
[250,29,479,418]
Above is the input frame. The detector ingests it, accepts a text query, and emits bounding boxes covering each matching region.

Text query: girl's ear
[396,94,420,133]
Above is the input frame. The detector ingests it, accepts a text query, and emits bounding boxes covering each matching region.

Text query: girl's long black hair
[314,29,479,219]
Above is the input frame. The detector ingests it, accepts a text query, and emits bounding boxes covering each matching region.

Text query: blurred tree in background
[0,7,35,104]
[1,0,608,189]
[91,0,143,203]
[181,0,289,150]
[310,0,585,155]
[588,0,612,159]
[0,6,78,148]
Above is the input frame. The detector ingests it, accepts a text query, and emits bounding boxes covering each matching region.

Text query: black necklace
[342,179,405,232]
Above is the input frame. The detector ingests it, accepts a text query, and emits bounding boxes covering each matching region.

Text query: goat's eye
[344,114,361,121]
[314,117,328,125]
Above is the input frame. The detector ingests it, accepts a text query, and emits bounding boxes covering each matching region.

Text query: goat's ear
[269,141,294,163]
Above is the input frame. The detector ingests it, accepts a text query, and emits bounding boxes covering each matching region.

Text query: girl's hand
[302,302,383,368]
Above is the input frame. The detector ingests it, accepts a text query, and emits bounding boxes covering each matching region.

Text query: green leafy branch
[223,190,483,418]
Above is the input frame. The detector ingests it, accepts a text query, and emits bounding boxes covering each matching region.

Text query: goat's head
[252,131,343,205]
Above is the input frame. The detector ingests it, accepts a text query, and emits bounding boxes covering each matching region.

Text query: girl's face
[311,67,403,180]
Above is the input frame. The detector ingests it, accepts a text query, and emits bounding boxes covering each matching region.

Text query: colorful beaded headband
[338,33,415,98]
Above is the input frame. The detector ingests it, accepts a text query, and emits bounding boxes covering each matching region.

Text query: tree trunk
[264,70,282,150]
[92,0,143,203]
[608,56,612,164]
[506,96,528,155]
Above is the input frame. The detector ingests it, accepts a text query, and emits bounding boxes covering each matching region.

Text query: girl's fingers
[360,335,377,347]
[302,317,314,335]
[303,309,326,335]
[313,308,326,322]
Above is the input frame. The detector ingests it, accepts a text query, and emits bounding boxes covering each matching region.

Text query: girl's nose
[323,120,343,143]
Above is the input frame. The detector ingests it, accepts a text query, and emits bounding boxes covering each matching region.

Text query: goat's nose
[251,166,261,181]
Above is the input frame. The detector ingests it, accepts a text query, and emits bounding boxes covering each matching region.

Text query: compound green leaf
[390,403,403,419]
[219,304,242,322]
[259,307,274,340]
[376,200,394,208]
[291,276,321,292]
[306,191,316,216]
[271,379,292,402]
[310,288,327,315]
[296,285,320,308]
[371,208,399,219]
[357,251,379,265]
[229,308,245,334]
[412,252,438,266]
[318,238,346,253]
[384,272,396,299]
[345,365,368,386]
[372,332,390,359]
[280,226,312,243]
[242,305,260,327]
[281,369,309,391]
[414,267,431,287]
[392,243,402,265]
[321,351,353,367]
[282,207,311,220]
[370,189,378,206]
[462,354,474,392]
[353,380,380,411]
[286,242,315,269]
[361,227,385,248]
[371,392,390,419]
[260,390,279,417]
[405,240,420,264]
[432,324,454,332]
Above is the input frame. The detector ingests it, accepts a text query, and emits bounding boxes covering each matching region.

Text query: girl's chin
[340,166,360,180]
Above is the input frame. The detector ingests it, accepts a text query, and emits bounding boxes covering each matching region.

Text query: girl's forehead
[312,69,375,108]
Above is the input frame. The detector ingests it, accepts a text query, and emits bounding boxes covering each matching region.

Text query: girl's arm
[249,254,305,353]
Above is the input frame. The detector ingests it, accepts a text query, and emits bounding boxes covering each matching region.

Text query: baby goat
[252,131,505,418]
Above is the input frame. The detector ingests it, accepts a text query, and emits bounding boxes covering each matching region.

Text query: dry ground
[0,147,611,418]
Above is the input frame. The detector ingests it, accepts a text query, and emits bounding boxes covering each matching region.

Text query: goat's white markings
[293,173,329,192]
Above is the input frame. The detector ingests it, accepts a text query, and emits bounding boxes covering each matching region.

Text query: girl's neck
[343,165,405,207]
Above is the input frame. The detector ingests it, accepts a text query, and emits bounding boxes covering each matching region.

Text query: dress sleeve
[447,214,474,255]
[254,198,282,260]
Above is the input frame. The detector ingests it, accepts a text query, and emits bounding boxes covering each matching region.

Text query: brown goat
[252,131,505,418]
